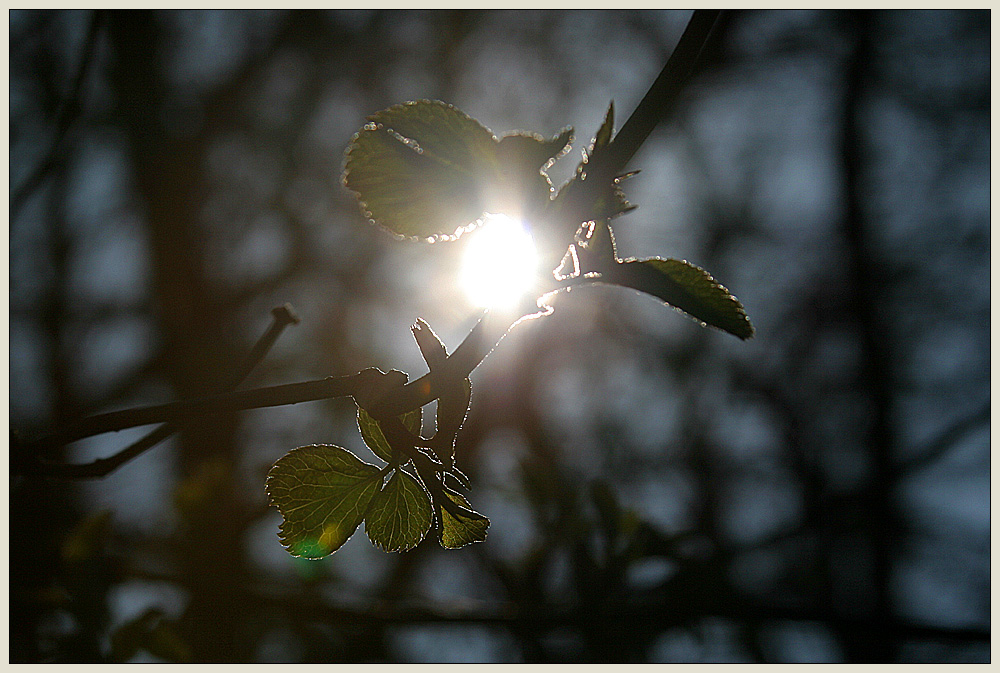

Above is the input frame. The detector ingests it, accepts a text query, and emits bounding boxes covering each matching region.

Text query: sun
[460,213,539,310]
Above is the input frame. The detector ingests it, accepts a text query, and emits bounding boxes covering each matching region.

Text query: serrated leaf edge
[618,256,755,339]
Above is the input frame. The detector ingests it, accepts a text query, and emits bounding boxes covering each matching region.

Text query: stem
[607,10,722,174]
[372,308,508,418]
[31,374,361,454]
[27,305,299,468]
[23,10,724,457]
[544,9,724,262]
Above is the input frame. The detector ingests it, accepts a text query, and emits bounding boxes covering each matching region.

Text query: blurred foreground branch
[124,563,992,646]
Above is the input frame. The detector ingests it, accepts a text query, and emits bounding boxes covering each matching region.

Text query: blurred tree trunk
[10,150,89,662]
[837,10,898,662]
[107,11,246,661]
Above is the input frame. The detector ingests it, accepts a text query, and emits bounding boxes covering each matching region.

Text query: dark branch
[894,401,990,477]
[10,10,104,222]
[22,10,724,464]
[121,562,994,645]
[608,9,723,175]
[548,10,724,253]
[27,305,299,474]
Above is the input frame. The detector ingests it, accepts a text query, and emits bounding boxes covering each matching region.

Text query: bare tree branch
[10,10,104,223]
[27,304,299,477]
[20,10,728,470]
[894,401,990,477]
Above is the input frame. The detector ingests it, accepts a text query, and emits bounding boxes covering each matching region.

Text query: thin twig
[29,304,299,477]
[894,401,990,478]
[23,10,724,459]
[11,10,104,223]
[31,373,366,453]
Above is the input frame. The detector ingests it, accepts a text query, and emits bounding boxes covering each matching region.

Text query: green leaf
[606,258,754,339]
[439,488,490,549]
[344,100,575,240]
[343,100,500,240]
[496,128,573,174]
[358,406,422,463]
[265,445,382,558]
[492,132,572,220]
[434,376,472,467]
[365,469,433,552]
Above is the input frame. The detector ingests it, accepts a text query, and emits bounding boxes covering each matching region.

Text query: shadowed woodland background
[9,9,990,663]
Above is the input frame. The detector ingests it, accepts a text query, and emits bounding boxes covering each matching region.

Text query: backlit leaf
[434,376,472,467]
[343,100,499,240]
[358,406,422,463]
[365,470,433,552]
[497,128,573,173]
[265,445,381,558]
[440,487,490,549]
[344,100,575,240]
[494,130,574,217]
[605,258,754,339]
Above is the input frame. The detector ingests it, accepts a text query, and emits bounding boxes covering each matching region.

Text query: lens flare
[461,214,538,309]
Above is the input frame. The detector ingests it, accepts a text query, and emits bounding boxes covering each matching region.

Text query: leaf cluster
[269,96,755,559]
[343,100,753,339]
[266,321,486,558]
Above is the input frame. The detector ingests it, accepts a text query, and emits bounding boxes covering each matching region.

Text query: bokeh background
[9,9,990,663]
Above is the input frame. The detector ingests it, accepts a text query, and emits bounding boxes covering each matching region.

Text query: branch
[607,9,723,175]
[119,562,993,646]
[10,10,104,223]
[371,305,538,418]
[26,305,299,476]
[21,10,725,457]
[25,305,531,454]
[377,12,728,415]
[894,401,990,478]
[549,9,725,254]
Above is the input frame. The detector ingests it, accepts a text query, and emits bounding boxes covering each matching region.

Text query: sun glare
[461,214,538,310]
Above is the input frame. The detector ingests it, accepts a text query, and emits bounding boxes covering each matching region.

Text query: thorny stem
[22,10,725,465]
